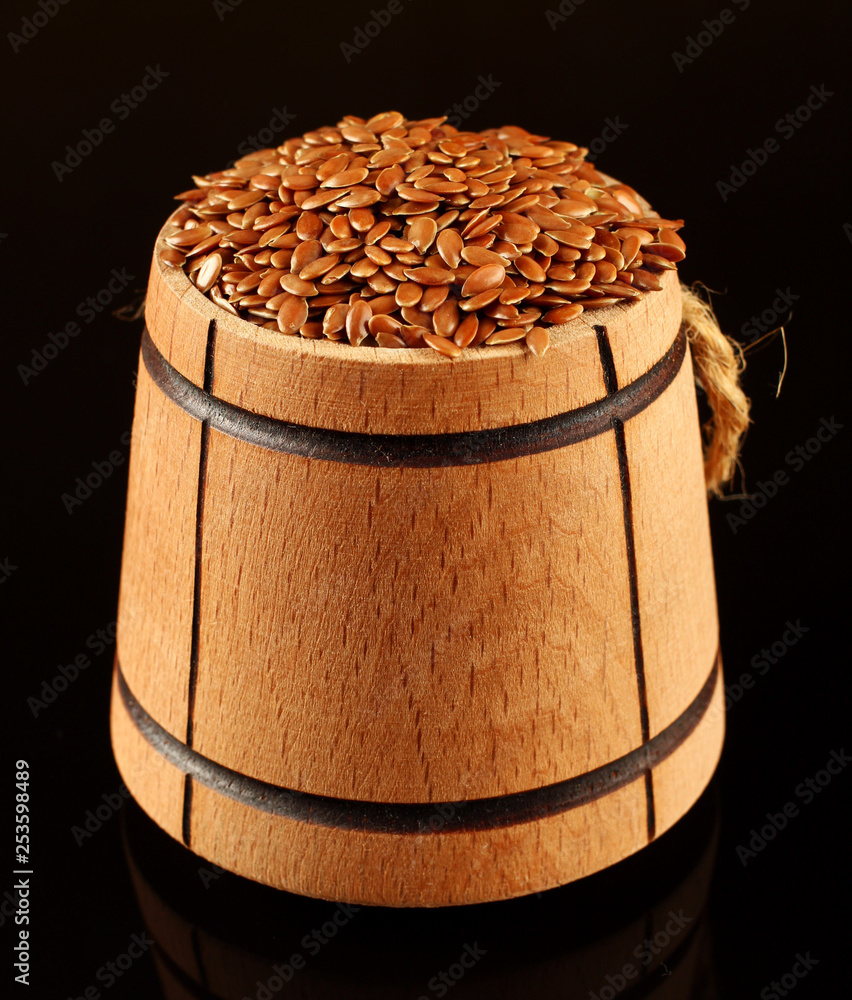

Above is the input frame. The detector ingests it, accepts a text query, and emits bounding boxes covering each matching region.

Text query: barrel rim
[153,203,675,369]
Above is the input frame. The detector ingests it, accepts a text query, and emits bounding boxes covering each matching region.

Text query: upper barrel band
[140,324,687,467]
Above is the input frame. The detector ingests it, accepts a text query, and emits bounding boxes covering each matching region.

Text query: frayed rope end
[681,283,750,497]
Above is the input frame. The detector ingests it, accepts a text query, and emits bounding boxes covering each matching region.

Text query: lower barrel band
[116,651,719,837]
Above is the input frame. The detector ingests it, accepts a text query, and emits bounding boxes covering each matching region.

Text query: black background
[4,1,850,997]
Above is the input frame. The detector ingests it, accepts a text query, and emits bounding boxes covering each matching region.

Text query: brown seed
[615,226,656,246]
[327,237,361,253]
[460,246,508,267]
[349,208,376,232]
[402,266,454,286]
[631,269,662,291]
[525,327,550,356]
[659,228,686,251]
[485,326,526,345]
[433,299,460,337]
[458,288,502,311]
[498,220,539,244]
[594,261,617,283]
[329,215,353,239]
[408,216,438,253]
[268,249,293,269]
[321,167,369,189]
[257,270,286,297]
[279,173,319,191]
[641,252,677,270]
[291,240,323,273]
[365,220,392,244]
[589,281,641,299]
[194,253,222,293]
[364,244,393,266]
[228,190,266,210]
[398,325,428,348]
[548,279,591,295]
[645,242,685,263]
[375,331,408,349]
[436,228,464,268]
[160,247,186,267]
[185,233,224,258]
[395,282,423,308]
[334,186,382,208]
[322,303,349,335]
[236,271,264,293]
[419,284,449,311]
[376,164,405,196]
[462,264,505,297]
[546,229,592,250]
[279,273,318,296]
[423,332,462,358]
[397,184,442,204]
[345,298,372,345]
[453,314,479,348]
[400,305,433,328]
[471,316,497,346]
[277,293,309,334]
[579,296,622,309]
[316,153,350,181]
[620,235,642,267]
[547,264,576,281]
[366,110,404,132]
[295,211,323,240]
[544,303,583,324]
[369,314,403,336]
[514,255,548,283]
[299,254,340,280]
[165,225,213,248]
[380,235,415,253]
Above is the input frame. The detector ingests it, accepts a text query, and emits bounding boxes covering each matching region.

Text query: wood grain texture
[115,357,200,739]
[111,220,722,905]
[622,352,720,737]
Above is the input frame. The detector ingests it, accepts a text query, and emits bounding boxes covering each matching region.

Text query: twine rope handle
[680,283,750,496]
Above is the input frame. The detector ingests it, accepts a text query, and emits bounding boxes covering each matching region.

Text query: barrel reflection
[121,782,719,999]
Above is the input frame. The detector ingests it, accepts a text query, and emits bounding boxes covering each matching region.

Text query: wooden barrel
[111,208,723,907]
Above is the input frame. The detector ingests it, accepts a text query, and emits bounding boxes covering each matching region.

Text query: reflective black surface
[6,1,849,995]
